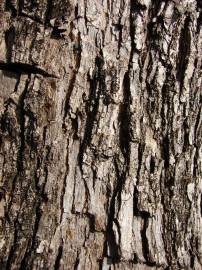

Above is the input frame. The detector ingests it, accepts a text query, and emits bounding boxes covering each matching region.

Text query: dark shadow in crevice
[0,61,57,78]
[5,27,15,62]
[54,245,63,270]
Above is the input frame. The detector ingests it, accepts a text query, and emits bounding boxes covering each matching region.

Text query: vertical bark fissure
[78,55,104,172]
[54,243,63,270]
[140,214,156,267]
[104,158,122,263]
[5,220,19,270]
[194,104,201,140]
[7,75,31,215]
[73,251,80,270]
[176,16,191,92]
[45,0,53,25]
[63,32,82,124]
[18,0,24,14]
[77,55,105,212]
[59,142,69,223]
[5,26,15,63]
[119,71,131,164]
[5,0,17,16]
[19,150,50,268]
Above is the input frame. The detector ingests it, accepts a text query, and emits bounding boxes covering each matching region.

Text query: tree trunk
[0,0,201,269]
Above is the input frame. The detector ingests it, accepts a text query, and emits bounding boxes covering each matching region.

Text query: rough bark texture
[0,0,201,269]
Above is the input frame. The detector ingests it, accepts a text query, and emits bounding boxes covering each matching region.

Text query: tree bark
[0,0,201,269]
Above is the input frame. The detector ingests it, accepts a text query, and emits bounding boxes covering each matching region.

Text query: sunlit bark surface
[0,0,201,269]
